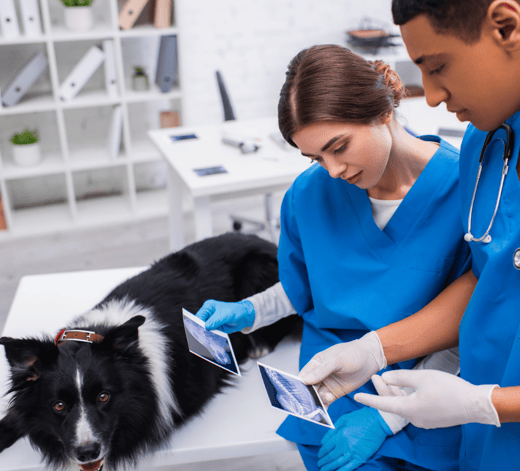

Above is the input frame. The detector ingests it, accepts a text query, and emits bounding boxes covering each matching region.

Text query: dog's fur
[0,233,300,471]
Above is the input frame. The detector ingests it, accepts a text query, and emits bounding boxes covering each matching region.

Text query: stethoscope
[464,123,514,244]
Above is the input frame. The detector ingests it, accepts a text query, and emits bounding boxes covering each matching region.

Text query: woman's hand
[195,299,255,333]
[318,407,392,471]
[299,332,387,406]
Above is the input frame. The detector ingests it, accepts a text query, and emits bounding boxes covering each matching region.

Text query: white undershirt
[368,197,403,230]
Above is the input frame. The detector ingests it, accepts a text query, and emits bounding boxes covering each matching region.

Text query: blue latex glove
[195,299,255,333]
[317,407,392,471]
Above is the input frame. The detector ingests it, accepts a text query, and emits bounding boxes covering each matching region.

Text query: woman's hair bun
[369,60,408,107]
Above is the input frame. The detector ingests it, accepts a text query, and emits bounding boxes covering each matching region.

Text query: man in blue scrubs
[300,2,520,470]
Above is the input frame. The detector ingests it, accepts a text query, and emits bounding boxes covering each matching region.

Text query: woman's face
[291,119,393,190]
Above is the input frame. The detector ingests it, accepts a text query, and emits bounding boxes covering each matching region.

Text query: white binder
[107,105,123,160]
[0,0,20,39]
[1,52,48,107]
[59,46,106,102]
[20,0,43,38]
[102,39,118,99]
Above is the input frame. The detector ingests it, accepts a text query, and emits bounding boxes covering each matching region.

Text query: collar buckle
[55,329,104,345]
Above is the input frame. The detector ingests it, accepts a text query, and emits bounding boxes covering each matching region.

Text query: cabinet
[0,0,181,239]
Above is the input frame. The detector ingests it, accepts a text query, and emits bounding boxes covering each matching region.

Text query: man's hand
[354,369,501,429]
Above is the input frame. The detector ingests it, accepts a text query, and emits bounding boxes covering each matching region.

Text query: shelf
[118,25,178,38]
[123,87,182,103]
[50,25,116,43]
[1,152,65,179]
[0,92,56,114]
[0,0,181,240]
[7,202,73,237]
[75,193,133,225]
[0,35,48,46]
[58,90,120,109]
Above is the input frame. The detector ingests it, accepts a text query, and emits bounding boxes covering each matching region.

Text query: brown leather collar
[55,329,104,345]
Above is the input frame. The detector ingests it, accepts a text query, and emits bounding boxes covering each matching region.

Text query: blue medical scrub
[277,136,471,471]
[458,111,520,470]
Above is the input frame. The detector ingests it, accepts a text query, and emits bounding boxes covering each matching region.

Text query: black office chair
[216,70,280,243]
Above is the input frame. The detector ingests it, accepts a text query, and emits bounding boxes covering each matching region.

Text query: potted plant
[132,66,149,91]
[10,129,41,167]
[61,0,94,32]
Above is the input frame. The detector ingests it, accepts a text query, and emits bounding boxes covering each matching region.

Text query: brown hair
[278,45,407,147]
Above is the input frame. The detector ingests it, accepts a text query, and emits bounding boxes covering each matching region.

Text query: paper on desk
[182,309,241,376]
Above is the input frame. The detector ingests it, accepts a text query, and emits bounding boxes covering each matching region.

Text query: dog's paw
[0,414,24,452]
[248,344,273,359]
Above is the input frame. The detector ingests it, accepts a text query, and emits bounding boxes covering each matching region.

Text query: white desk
[148,117,309,251]
[0,268,300,471]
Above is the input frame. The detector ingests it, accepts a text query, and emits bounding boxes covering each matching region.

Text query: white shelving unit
[0,0,181,240]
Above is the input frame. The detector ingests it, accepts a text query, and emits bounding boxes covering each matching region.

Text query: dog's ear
[101,315,146,351]
[0,337,58,390]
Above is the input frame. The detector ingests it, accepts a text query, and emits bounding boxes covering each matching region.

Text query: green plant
[10,129,39,146]
[133,66,147,77]
[61,0,93,6]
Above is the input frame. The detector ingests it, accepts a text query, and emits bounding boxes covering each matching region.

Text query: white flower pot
[64,7,93,32]
[12,143,42,167]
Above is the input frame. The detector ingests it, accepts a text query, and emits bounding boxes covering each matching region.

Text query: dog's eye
[98,392,110,403]
[54,401,65,412]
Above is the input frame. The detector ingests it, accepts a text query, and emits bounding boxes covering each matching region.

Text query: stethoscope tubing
[465,123,514,244]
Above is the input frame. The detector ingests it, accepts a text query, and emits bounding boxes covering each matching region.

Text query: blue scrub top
[458,111,520,470]
[277,136,471,471]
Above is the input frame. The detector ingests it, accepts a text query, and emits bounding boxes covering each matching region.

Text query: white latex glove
[354,369,501,429]
[299,331,387,406]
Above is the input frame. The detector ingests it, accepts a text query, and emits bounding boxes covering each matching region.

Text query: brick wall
[176,0,395,125]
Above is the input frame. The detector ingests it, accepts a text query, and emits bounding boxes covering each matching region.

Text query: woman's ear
[380,110,393,125]
[486,0,520,50]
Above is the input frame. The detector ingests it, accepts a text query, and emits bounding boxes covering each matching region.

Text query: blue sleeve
[447,240,472,285]
[277,185,313,316]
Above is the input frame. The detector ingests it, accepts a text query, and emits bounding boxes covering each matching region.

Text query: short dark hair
[392,0,496,43]
[278,45,407,147]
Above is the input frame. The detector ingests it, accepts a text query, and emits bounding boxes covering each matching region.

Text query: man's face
[400,14,520,131]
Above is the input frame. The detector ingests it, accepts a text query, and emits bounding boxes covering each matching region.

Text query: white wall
[176,0,395,125]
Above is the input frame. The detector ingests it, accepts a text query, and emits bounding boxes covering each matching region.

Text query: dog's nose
[76,442,101,463]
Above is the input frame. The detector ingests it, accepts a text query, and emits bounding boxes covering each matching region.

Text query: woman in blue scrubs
[197,44,470,470]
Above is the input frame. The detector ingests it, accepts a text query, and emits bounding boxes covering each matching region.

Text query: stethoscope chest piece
[514,248,520,270]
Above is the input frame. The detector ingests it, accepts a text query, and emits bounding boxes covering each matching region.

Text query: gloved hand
[299,332,387,406]
[354,369,501,429]
[317,407,392,471]
[195,299,255,333]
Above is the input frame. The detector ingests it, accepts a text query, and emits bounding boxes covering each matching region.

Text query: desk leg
[167,167,185,252]
[193,196,213,241]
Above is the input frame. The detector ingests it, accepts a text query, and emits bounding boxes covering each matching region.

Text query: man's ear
[100,315,145,352]
[486,0,520,49]
[0,337,58,391]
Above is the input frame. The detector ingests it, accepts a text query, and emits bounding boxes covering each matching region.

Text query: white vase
[64,6,93,32]
[12,143,42,167]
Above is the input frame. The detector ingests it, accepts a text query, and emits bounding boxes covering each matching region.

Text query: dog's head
[0,315,154,471]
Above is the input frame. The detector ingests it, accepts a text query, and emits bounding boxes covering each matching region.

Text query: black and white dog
[0,233,300,471]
